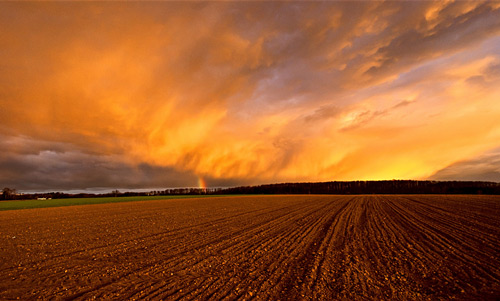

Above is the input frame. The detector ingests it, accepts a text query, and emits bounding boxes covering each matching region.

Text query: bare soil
[1,195,499,300]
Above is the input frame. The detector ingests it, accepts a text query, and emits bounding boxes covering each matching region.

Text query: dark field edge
[0,195,246,211]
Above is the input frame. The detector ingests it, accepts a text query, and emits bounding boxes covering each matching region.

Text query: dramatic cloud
[1,1,499,191]
[430,148,500,182]
[0,134,199,191]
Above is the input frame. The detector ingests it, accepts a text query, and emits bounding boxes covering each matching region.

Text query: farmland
[0,195,499,299]
[0,195,229,211]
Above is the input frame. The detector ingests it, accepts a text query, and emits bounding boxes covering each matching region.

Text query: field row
[0,195,499,299]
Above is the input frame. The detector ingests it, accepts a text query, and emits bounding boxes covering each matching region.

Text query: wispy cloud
[430,148,500,182]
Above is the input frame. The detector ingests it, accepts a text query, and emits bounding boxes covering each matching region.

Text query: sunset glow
[1,1,500,191]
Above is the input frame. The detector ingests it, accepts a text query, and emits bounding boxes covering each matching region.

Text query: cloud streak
[430,148,500,182]
[1,1,499,190]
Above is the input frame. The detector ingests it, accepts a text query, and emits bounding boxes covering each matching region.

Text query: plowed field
[1,195,499,300]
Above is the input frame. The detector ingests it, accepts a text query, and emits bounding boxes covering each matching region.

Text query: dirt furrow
[389,197,500,280]
[75,197,333,299]
[188,198,351,300]
[72,199,323,299]
[1,195,500,300]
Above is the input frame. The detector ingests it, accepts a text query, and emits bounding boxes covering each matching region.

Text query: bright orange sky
[1,1,500,191]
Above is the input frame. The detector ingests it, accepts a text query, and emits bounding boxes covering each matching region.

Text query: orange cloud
[1,1,499,190]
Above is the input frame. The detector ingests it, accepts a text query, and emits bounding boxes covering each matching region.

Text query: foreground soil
[1,195,499,300]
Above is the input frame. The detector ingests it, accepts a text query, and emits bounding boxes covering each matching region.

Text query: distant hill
[217,180,500,195]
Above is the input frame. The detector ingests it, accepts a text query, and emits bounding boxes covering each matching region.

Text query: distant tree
[2,187,16,200]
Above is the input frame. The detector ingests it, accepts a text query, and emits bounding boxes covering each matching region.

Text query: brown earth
[0,195,499,300]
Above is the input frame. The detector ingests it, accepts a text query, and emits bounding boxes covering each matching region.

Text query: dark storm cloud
[366,2,500,80]
[0,135,198,191]
[0,150,199,191]
[430,148,500,182]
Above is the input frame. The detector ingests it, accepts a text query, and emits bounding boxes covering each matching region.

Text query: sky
[1,1,500,192]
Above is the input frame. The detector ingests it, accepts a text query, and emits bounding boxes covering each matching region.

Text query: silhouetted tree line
[217,180,500,195]
[2,181,499,201]
[2,187,17,200]
[0,187,222,201]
